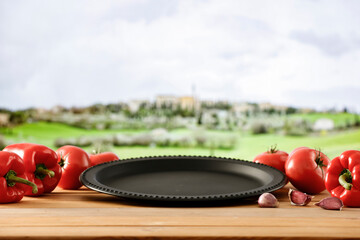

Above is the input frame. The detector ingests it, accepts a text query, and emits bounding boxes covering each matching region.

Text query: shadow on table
[81,193,261,208]
[81,185,290,208]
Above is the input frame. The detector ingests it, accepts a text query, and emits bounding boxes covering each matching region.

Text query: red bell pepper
[325,150,360,207]
[0,151,38,203]
[3,143,62,196]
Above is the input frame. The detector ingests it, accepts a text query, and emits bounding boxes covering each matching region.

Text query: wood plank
[1,207,359,218]
[0,184,359,239]
[1,226,359,239]
[0,216,360,228]
[0,186,330,209]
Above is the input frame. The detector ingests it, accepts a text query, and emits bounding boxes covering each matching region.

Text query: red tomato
[288,146,308,158]
[285,147,330,194]
[56,145,90,190]
[89,152,119,166]
[253,147,288,173]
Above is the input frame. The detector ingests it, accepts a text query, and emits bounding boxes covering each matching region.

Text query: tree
[9,111,28,125]
[286,107,298,115]
[197,111,203,125]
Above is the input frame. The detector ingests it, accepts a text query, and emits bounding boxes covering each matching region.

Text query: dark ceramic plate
[80,156,286,202]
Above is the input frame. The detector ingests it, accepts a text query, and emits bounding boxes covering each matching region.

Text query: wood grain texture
[0,184,359,239]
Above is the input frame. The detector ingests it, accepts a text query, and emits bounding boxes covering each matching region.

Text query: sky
[1,0,360,112]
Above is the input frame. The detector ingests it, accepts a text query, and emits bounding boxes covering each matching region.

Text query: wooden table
[0,184,359,239]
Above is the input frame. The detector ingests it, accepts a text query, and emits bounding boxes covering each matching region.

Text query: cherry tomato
[285,147,330,194]
[56,145,90,190]
[253,146,288,173]
[89,152,119,166]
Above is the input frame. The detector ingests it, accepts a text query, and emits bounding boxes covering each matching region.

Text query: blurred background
[1,0,360,160]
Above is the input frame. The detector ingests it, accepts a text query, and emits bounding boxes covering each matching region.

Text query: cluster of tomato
[253,146,360,207]
[0,143,118,203]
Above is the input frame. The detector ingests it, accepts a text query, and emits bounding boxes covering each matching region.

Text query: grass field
[290,112,359,127]
[2,121,360,160]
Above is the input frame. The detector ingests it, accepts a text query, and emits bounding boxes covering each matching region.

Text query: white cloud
[1,0,360,111]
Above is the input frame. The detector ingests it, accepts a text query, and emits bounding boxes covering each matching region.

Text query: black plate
[80,156,286,202]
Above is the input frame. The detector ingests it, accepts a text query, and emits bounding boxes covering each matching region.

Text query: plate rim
[80,155,287,202]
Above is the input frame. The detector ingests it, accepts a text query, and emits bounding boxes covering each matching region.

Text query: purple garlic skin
[258,193,279,208]
[315,197,344,211]
[288,189,314,206]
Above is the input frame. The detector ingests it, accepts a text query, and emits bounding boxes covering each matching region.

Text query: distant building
[258,102,273,111]
[50,105,66,114]
[35,108,49,115]
[258,102,287,114]
[155,95,200,111]
[179,96,199,111]
[201,100,216,107]
[0,113,10,126]
[128,100,150,113]
[155,95,179,109]
[232,103,255,114]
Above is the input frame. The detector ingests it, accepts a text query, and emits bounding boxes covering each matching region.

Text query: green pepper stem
[36,165,55,178]
[339,169,353,190]
[6,171,38,194]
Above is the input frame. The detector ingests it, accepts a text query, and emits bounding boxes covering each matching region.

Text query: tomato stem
[339,169,352,190]
[58,158,65,168]
[268,144,278,154]
[58,152,68,168]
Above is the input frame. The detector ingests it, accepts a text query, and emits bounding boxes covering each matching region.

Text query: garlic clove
[315,197,344,210]
[258,192,279,208]
[288,188,313,206]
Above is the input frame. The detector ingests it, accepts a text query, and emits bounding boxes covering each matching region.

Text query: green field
[2,121,360,160]
[290,112,359,127]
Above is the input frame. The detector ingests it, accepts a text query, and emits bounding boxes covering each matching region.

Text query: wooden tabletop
[0,184,359,239]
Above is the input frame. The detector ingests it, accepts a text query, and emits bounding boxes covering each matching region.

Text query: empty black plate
[80,156,287,202]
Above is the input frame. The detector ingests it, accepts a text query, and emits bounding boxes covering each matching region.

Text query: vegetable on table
[258,192,279,208]
[3,143,61,196]
[56,145,90,190]
[325,150,360,207]
[315,197,344,210]
[288,189,313,206]
[0,151,38,203]
[89,151,119,167]
[285,147,330,194]
[253,145,288,173]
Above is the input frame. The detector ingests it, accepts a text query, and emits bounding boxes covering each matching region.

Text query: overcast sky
[1,0,360,111]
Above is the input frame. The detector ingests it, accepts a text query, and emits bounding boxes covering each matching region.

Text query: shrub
[192,128,208,147]
[283,118,311,136]
[150,128,170,146]
[113,134,133,146]
[76,136,93,147]
[0,135,6,149]
[169,135,196,148]
[53,130,237,150]
[204,135,237,150]
[54,137,77,148]
[131,133,153,146]
[250,122,268,134]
